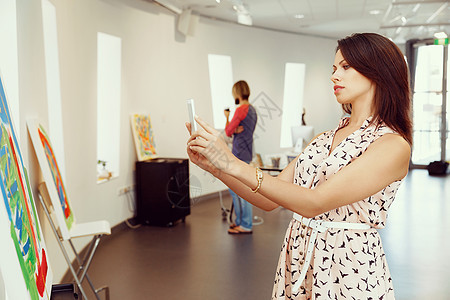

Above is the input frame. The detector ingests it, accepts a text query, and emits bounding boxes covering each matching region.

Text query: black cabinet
[51,283,81,300]
[135,158,190,226]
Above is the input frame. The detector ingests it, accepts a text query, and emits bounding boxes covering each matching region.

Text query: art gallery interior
[0,0,449,299]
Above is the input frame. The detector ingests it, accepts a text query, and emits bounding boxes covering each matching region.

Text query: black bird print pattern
[272,117,402,300]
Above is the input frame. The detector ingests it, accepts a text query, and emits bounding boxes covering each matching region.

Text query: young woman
[224,80,258,234]
[186,33,411,299]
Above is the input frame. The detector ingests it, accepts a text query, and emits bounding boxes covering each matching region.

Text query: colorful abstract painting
[27,118,74,241]
[130,114,158,161]
[38,126,73,230]
[0,75,52,299]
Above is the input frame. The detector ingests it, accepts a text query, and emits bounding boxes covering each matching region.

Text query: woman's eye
[343,65,350,70]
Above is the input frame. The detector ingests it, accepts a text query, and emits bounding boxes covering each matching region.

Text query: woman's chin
[335,98,349,105]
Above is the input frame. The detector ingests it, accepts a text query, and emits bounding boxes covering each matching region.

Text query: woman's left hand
[235,126,244,134]
[187,116,237,174]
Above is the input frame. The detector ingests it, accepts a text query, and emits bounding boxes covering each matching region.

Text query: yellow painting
[130,114,158,161]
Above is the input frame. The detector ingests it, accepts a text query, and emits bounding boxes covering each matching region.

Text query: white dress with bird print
[272,117,402,300]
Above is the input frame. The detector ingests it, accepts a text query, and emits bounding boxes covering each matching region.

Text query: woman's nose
[331,73,340,83]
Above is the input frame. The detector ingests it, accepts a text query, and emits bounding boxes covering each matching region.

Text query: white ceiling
[154,0,450,43]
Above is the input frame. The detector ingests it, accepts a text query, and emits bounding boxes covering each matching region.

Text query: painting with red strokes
[0,75,52,299]
[37,126,74,227]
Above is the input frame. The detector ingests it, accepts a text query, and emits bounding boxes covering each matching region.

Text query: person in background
[186,33,411,299]
[224,80,257,234]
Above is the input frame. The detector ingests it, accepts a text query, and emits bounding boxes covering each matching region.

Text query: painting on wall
[0,75,53,300]
[27,118,74,241]
[130,114,158,161]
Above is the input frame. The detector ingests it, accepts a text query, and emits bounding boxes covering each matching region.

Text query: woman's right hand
[185,122,220,175]
[187,116,238,175]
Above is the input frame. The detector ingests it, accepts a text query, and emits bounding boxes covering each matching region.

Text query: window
[207,54,234,129]
[42,0,66,175]
[97,32,122,182]
[280,63,306,148]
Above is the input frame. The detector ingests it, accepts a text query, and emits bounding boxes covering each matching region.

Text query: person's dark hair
[232,80,250,100]
[337,33,412,144]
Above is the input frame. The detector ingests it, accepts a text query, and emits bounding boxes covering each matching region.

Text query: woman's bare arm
[188,117,410,218]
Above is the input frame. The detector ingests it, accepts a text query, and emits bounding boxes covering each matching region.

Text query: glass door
[409,41,449,167]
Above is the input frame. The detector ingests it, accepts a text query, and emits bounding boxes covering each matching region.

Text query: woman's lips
[334,85,344,94]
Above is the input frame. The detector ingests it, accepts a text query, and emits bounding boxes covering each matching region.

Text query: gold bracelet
[251,167,263,193]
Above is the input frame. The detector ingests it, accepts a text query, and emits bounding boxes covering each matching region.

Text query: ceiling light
[369,10,381,15]
[389,15,402,24]
[294,14,305,19]
[237,13,252,26]
[231,1,252,25]
[426,3,448,24]
[434,32,448,39]
[401,16,407,24]
[215,0,220,3]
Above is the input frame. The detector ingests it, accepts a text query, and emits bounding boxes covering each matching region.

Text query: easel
[219,190,233,224]
[219,190,264,227]
[27,118,111,299]
[38,182,110,300]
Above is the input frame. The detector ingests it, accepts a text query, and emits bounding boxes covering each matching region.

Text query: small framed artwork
[130,114,158,161]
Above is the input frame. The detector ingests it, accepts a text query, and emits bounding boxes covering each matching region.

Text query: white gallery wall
[13,0,340,281]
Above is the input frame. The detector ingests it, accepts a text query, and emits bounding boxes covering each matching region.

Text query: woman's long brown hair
[337,33,413,144]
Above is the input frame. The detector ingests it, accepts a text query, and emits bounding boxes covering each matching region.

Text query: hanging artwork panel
[130,114,158,161]
[0,74,52,300]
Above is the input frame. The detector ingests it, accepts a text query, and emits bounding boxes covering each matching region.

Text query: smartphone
[187,99,198,132]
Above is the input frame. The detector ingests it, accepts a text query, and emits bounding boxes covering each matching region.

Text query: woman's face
[331,50,374,106]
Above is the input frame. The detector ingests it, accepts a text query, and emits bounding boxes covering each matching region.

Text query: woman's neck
[348,103,373,128]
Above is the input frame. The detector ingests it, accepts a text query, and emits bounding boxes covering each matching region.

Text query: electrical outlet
[117,184,135,196]
[117,186,131,196]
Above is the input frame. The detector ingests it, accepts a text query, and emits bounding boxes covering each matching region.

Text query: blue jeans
[229,189,253,231]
